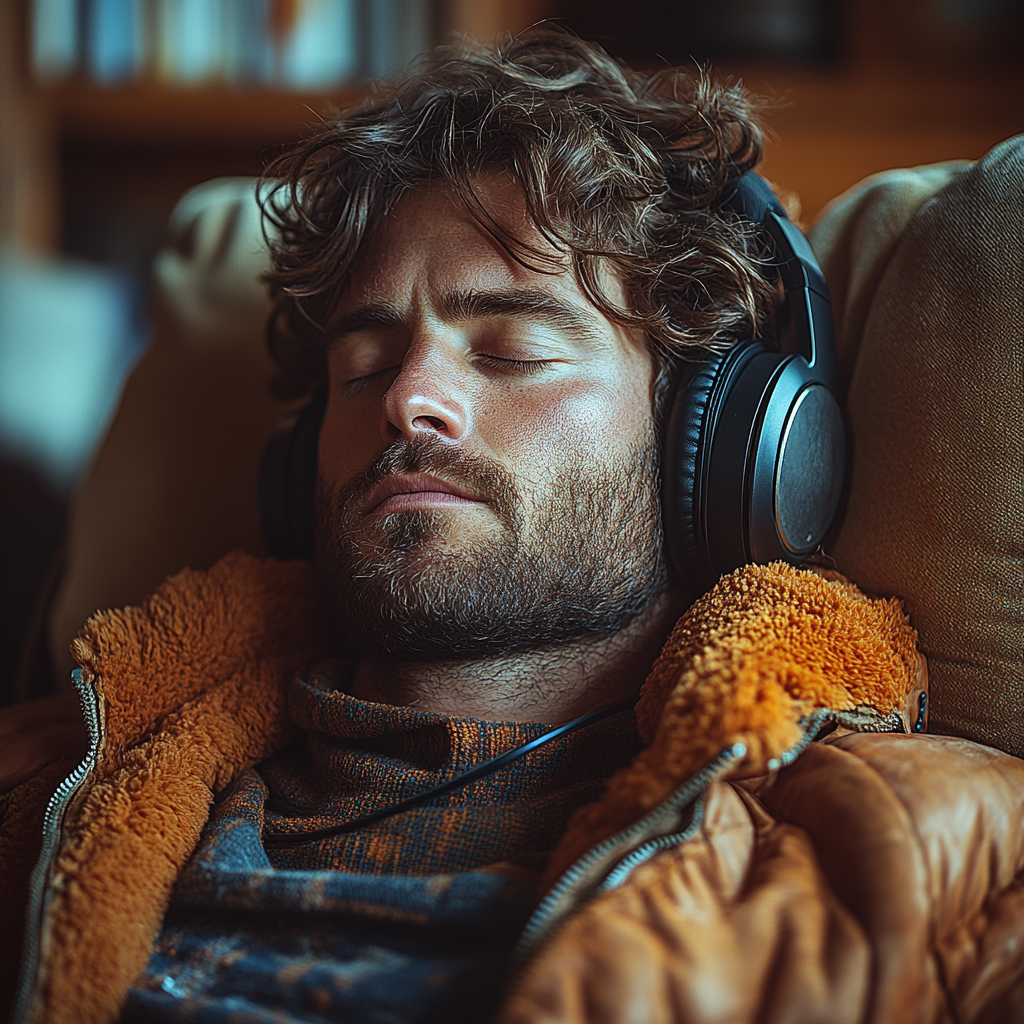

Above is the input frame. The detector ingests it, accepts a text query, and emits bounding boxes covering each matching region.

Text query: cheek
[477,371,654,473]
[318,391,386,490]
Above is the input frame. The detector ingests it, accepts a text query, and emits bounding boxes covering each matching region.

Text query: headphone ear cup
[258,387,326,561]
[662,351,729,601]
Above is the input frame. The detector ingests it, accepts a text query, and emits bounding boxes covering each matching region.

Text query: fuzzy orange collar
[544,561,919,881]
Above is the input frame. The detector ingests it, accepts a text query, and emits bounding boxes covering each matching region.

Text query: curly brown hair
[259,28,779,400]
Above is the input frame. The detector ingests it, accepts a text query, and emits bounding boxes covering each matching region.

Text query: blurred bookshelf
[30,0,429,89]
[7,0,435,260]
[29,0,436,148]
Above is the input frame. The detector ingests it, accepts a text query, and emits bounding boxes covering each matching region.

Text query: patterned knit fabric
[121,661,641,1024]
[261,661,642,873]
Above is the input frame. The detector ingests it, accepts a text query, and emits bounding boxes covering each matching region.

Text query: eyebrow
[328,288,606,343]
[440,288,606,340]
[329,301,405,339]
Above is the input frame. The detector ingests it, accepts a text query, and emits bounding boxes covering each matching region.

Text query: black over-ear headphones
[258,171,846,598]
[662,172,845,600]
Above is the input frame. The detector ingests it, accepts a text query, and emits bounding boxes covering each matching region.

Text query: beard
[315,431,668,662]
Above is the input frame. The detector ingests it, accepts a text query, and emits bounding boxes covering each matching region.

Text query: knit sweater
[119,661,641,1023]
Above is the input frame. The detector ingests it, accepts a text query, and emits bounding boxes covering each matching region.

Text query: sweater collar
[254,660,643,875]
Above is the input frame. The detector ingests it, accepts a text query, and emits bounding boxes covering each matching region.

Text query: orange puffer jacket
[1,553,1022,1024]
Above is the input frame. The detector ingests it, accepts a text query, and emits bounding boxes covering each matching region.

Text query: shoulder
[501,735,1024,1024]
[764,733,1024,942]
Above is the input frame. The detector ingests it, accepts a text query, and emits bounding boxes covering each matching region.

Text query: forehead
[340,175,627,313]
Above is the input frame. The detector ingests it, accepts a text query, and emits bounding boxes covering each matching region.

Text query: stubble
[316,432,668,662]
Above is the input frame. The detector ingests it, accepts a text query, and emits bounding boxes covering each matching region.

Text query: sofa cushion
[46,179,287,686]
[813,137,1024,757]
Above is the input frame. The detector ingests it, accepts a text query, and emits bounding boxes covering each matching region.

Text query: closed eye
[341,365,400,393]
[476,354,553,376]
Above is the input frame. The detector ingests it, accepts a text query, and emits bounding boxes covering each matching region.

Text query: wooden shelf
[35,68,1024,220]
[39,69,1024,137]
[36,82,366,149]
[38,65,1024,146]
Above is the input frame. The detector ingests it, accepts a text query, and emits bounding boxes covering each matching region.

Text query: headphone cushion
[662,350,729,597]
[258,387,326,561]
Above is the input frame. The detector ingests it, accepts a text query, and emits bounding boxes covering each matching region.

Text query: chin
[359,508,505,560]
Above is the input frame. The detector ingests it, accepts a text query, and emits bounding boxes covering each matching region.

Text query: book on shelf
[31,0,432,90]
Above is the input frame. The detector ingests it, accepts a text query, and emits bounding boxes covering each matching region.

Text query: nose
[380,338,469,444]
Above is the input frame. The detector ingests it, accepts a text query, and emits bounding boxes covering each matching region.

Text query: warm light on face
[313,176,668,660]
[318,175,657,548]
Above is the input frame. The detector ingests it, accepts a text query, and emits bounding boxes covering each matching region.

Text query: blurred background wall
[1,0,1022,704]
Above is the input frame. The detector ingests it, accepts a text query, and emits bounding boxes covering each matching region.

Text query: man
[2,30,1023,1024]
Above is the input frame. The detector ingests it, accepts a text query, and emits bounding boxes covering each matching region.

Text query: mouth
[363,473,485,516]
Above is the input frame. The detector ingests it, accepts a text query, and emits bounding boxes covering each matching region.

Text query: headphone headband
[716,172,835,383]
[717,170,787,222]
[763,212,836,386]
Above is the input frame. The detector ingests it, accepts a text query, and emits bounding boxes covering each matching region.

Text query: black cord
[262,695,636,848]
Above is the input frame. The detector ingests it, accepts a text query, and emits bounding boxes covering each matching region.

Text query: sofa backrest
[813,138,1023,757]
[46,179,288,685]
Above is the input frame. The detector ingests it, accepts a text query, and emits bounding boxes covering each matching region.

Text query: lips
[363,473,483,515]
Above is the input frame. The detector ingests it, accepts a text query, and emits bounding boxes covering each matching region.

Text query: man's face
[317,176,668,660]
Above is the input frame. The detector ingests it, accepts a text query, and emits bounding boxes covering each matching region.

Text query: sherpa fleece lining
[545,563,916,881]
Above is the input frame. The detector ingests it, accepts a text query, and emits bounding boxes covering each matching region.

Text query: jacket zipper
[11,667,104,1024]
[593,792,708,895]
[510,741,746,967]
[511,707,832,971]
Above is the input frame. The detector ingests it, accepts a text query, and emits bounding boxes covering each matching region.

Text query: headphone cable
[262,695,636,848]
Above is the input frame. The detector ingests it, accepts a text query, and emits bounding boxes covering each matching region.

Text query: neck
[346,590,685,724]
